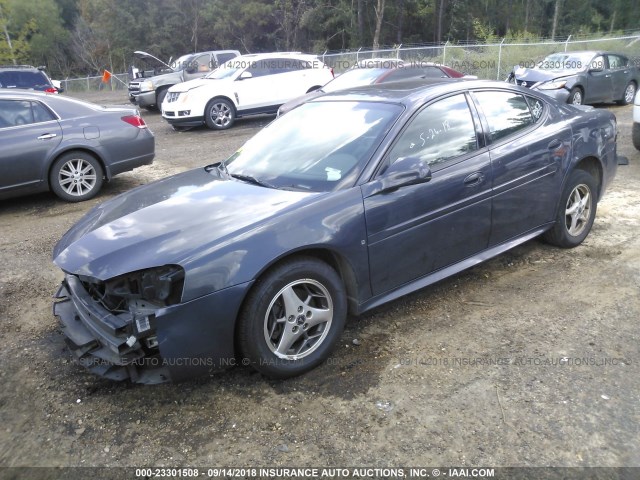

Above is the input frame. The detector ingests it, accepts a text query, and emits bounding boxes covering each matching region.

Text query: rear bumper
[53,275,251,383]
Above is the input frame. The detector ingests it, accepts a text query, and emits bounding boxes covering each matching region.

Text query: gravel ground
[0,90,638,472]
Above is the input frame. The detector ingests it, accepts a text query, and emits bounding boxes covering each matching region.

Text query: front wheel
[204,98,235,130]
[237,257,347,379]
[543,169,597,248]
[49,152,103,202]
[617,82,636,106]
[567,87,583,105]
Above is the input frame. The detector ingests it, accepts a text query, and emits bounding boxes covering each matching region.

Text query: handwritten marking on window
[409,119,451,149]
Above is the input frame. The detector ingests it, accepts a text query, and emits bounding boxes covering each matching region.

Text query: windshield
[537,52,594,72]
[206,58,244,79]
[224,100,402,192]
[323,68,389,92]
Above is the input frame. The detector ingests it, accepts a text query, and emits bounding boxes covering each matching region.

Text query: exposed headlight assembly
[103,265,185,307]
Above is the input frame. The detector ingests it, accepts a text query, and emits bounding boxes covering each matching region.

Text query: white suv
[162,53,333,130]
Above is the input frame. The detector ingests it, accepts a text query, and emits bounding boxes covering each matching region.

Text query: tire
[204,98,236,130]
[156,88,168,109]
[617,82,636,106]
[633,123,640,152]
[567,87,583,105]
[49,151,103,202]
[543,169,598,248]
[237,257,347,379]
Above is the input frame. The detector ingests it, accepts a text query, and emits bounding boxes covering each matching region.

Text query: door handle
[548,139,562,150]
[464,172,484,186]
[37,133,57,140]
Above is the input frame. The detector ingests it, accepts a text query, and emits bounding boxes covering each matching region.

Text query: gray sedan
[507,51,638,105]
[0,90,155,202]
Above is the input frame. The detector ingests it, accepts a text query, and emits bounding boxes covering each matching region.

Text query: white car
[161,53,334,130]
[634,90,640,151]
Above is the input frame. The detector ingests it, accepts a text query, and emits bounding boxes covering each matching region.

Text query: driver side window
[388,94,478,169]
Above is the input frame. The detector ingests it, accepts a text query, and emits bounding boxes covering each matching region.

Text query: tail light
[44,87,58,94]
[121,115,148,129]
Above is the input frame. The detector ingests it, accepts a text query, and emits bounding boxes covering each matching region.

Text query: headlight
[139,80,154,92]
[103,265,185,307]
[537,80,567,90]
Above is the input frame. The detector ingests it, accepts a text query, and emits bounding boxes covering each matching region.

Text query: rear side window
[607,55,627,69]
[32,102,56,123]
[388,93,478,169]
[474,91,533,142]
[526,96,545,123]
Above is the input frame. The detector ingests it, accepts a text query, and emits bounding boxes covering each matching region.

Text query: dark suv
[0,65,59,93]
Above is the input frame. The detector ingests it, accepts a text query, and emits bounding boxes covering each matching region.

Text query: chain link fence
[60,73,129,93]
[60,33,640,91]
[320,33,640,79]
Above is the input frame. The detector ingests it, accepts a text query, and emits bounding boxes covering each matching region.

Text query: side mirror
[185,63,197,74]
[377,156,432,193]
[239,71,253,80]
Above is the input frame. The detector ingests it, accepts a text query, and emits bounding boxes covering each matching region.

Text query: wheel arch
[46,147,108,190]
[232,247,360,340]
[567,84,584,102]
[206,95,237,114]
[573,155,603,200]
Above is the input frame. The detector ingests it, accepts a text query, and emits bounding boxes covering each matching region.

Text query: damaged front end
[53,265,184,384]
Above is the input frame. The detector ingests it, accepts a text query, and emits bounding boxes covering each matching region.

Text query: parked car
[634,90,640,151]
[53,79,620,383]
[161,52,334,130]
[128,49,240,109]
[0,65,59,93]
[507,51,638,105]
[0,90,154,202]
[277,58,468,116]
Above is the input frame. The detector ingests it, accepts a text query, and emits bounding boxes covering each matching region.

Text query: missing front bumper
[53,278,170,384]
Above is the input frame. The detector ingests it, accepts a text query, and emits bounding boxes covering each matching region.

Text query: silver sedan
[0,90,154,202]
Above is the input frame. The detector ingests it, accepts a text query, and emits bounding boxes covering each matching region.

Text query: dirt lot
[0,90,638,472]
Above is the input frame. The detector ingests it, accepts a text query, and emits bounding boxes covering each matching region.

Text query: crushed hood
[513,66,573,85]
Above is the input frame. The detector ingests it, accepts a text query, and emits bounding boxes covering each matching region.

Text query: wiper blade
[230,173,276,189]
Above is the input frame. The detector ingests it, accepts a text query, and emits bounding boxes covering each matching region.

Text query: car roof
[0,89,56,99]
[309,78,534,107]
[0,64,43,71]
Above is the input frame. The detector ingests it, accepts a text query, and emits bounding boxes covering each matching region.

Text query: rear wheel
[617,82,636,105]
[204,98,235,130]
[543,169,597,248]
[50,152,103,202]
[237,257,347,379]
[567,87,583,105]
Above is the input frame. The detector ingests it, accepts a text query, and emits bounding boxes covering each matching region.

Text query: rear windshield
[0,71,51,90]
